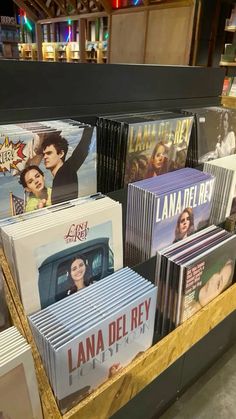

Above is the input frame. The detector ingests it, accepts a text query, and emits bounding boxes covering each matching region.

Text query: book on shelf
[222,76,233,96]
[0,119,97,220]
[28,267,157,413]
[229,77,236,96]
[226,4,236,28]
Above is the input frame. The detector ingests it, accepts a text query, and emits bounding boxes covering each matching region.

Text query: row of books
[0,106,236,221]
[221,43,236,63]
[222,76,236,97]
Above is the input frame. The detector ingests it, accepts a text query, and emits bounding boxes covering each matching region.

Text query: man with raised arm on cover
[42,127,93,205]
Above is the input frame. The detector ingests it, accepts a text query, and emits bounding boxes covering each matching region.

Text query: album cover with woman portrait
[124,115,193,185]
[155,225,225,337]
[28,268,157,413]
[0,119,96,221]
[1,197,123,315]
[125,168,215,266]
[182,106,236,165]
[179,234,236,324]
[150,174,215,254]
[96,112,193,193]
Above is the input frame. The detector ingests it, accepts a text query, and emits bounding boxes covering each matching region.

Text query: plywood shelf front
[221,95,236,108]
[1,246,236,419]
[225,25,236,32]
[220,61,236,66]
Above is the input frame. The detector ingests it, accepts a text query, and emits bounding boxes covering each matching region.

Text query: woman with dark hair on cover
[19,165,52,212]
[147,142,169,177]
[214,110,236,158]
[188,259,234,316]
[66,255,93,296]
[174,207,195,243]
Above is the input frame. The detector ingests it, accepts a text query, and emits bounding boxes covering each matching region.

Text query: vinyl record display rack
[0,61,236,419]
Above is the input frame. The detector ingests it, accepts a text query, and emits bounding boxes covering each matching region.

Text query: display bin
[1,60,235,419]
[1,248,236,419]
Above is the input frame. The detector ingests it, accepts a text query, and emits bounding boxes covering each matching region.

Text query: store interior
[1,1,236,419]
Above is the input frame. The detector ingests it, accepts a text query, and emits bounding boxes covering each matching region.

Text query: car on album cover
[38,238,114,308]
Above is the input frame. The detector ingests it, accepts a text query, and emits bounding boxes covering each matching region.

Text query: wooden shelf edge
[1,245,236,419]
[0,248,61,419]
[63,283,236,419]
[221,96,236,109]
[220,61,236,66]
[225,25,236,32]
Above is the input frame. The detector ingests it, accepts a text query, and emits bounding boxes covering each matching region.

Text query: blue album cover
[151,175,215,253]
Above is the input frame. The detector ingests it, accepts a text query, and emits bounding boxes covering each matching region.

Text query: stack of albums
[0,195,123,315]
[156,225,236,338]
[0,118,96,219]
[204,155,236,225]
[97,111,193,193]
[126,168,215,266]
[182,106,236,166]
[29,267,157,413]
[0,326,43,419]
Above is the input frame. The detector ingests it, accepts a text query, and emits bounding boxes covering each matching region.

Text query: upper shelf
[221,95,236,109]
[225,25,236,32]
[220,61,236,66]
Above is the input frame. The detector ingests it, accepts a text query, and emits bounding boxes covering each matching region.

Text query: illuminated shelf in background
[220,61,236,66]
[221,95,236,108]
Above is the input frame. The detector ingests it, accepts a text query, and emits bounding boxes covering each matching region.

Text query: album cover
[2,198,123,315]
[179,235,236,324]
[150,175,215,253]
[29,270,157,413]
[124,115,193,184]
[183,107,236,164]
[97,112,193,193]
[0,120,97,220]
[204,154,236,224]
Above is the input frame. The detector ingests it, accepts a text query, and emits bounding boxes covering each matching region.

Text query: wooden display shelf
[220,61,236,66]
[221,95,236,108]
[1,247,236,418]
[225,25,236,32]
